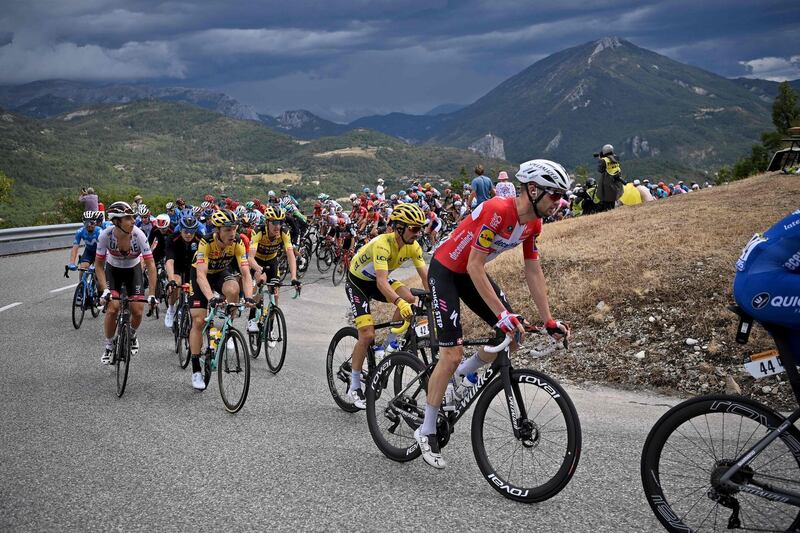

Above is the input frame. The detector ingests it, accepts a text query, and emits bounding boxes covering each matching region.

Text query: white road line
[0,302,22,313]
[50,283,78,293]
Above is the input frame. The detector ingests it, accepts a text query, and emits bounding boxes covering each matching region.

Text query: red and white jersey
[96,226,153,269]
[433,196,540,273]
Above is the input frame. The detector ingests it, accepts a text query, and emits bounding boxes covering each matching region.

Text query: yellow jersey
[349,233,425,281]
[250,228,293,261]
[192,235,248,274]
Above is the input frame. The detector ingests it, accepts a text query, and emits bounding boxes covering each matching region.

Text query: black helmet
[585,177,596,188]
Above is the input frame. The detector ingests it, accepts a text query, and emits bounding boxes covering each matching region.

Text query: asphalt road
[0,248,668,531]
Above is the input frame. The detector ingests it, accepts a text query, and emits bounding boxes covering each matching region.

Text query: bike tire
[89,276,100,318]
[218,327,250,413]
[317,245,333,273]
[249,317,263,359]
[176,308,191,369]
[115,325,131,397]
[331,256,346,287]
[641,394,800,532]
[365,351,428,462]
[71,283,86,329]
[325,327,361,412]
[278,255,289,283]
[471,368,581,503]
[264,306,287,374]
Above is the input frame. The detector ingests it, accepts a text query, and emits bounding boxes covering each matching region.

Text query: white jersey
[96,226,153,268]
[495,181,516,198]
[376,184,385,200]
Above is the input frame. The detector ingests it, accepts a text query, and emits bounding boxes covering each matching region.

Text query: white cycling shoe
[414,428,446,469]
[247,319,259,333]
[192,372,206,390]
[164,308,175,329]
[347,388,366,410]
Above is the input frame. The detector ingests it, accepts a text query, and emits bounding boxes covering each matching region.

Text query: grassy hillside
[0,101,508,226]
[375,172,800,405]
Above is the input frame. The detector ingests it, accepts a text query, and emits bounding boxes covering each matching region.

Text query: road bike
[248,279,300,374]
[104,292,134,398]
[64,265,100,329]
[146,259,167,319]
[199,300,251,413]
[170,281,192,369]
[641,304,800,531]
[365,289,581,503]
[331,245,355,287]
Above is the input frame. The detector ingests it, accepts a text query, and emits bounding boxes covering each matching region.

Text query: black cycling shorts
[427,257,513,347]
[345,271,404,329]
[105,262,145,301]
[255,256,281,281]
[189,267,239,309]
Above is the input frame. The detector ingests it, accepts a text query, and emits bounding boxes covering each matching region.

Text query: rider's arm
[281,232,297,281]
[69,244,80,265]
[375,269,402,305]
[143,257,157,297]
[249,231,264,278]
[235,241,254,299]
[410,241,430,292]
[465,248,506,316]
[524,259,554,324]
[195,261,213,301]
[94,230,109,291]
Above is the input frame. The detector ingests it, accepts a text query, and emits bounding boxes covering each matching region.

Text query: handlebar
[484,334,514,353]
[390,320,410,335]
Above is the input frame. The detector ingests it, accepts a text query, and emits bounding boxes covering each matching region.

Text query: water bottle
[444,381,456,410]
[384,339,399,355]
[464,372,479,387]
[373,344,385,360]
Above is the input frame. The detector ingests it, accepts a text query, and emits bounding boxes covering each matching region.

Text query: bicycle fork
[498,355,536,447]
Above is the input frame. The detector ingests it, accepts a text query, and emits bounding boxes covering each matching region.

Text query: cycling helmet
[444,188,451,195]
[601,144,614,156]
[166,202,175,210]
[192,206,203,215]
[234,205,247,217]
[138,204,151,217]
[425,190,433,197]
[245,201,255,210]
[409,192,418,201]
[454,200,462,207]
[82,210,102,223]
[398,190,406,196]
[267,190,276,198]
[175,197,185,207]
[181,215,199,230]
[390,203,426,226]
[153,214,170,229]
[353,199,361,207]
[362,187,370,194]
[209,209,237,228]
[585,177,596,188]
[204,194,215,203]
[107,201,135,220]
[262,205,285,221]
[515,159,571,192]
[200,201,212,209]
[349,193,357,201]
[410,185,419,192]
[453,194,461,201]
[390,194,397,201]
[424,182,431,189]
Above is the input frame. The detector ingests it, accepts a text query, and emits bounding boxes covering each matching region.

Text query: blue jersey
[168,211,181,227]
[73,226,102,252]
[736,210,800,274]
[174,221,207,235]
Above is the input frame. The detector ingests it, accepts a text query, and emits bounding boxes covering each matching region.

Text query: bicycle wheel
[641,394,800,532]
[325,327,360,412]
[471,368,581,503]
[176,308,191,369]
[89,276,100,318]
[331,255,347,286]
[218,327,250,413]
[278,254,289,283]
[71,283,86,329]
[264,306,287,374]
[366,351,429,462]
[115,325,131,397]
[317,245,333,273]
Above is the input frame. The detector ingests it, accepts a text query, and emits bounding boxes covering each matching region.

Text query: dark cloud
[0,0,798,119]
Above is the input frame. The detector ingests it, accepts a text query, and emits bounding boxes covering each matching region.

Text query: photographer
[595,144,624,211]
[79,187,99,211]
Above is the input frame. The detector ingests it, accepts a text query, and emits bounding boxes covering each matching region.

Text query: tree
[575,164,589,182]
[717,166,731,184]
[772,82,800,134]
[732,158,753,180]
[0,170,13,204]
[750,144,770,173]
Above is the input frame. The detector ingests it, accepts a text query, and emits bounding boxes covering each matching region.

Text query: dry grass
[372,172,800,404]
[241,172,301,184]
[313,146,379,159]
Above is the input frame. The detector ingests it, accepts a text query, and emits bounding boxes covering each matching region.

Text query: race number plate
[743,349,785,379]
[415,319,429,337]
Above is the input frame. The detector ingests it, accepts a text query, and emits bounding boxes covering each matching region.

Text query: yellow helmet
[210,209,237,227]
[390,203,425,226]
[263,205,286,221]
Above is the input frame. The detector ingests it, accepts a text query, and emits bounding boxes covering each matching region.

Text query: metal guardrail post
[0,223,83,257]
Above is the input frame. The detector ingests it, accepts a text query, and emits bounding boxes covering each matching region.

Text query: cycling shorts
[255,256,281,281]
[79,247,97,265]
[189,267,239,309]
[345,271,404,329]
[105,262,145,301]
[428,257,513,347]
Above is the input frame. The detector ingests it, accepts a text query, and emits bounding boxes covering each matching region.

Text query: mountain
[427,37,778,174]
[259,109,349,139]
[425,103,466,116]
[0,79,261,122]
[348,112,443,143]
[0,100,508,226]
[730,77,800,104]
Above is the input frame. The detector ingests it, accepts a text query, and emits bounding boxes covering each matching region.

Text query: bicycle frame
[202,303,242,363]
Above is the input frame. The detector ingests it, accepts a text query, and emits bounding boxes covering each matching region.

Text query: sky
[1,0,798,122]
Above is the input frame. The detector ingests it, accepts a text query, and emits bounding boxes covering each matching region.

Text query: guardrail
[0,223,82,257]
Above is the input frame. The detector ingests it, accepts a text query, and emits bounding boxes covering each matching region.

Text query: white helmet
[601,144,614,155]
[515,159,571,192]
[377,178,384,183]
[349,193,357,201]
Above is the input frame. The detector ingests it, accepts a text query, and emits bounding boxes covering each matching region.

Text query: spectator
[79,187,98,211]
[691,182,700,191]
[670,183,685,195]
[678,181,690,193]
[597,144,624,211]
[376,178,385,200]
[469,164,494,208]
[494,171,516,198]
[634,179,654,202]
[132,194,143,209]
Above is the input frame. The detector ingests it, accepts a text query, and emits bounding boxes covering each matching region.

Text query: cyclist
[247,206,300,332]
[95,202,158,364]
[733,210,800,350]
[344,203,429,409]
[416,159,572,469]
[163,214,202,329]
[166,202,180,228]
[188,209,255,391]
[136,205,153,238]
[67,210,104,273]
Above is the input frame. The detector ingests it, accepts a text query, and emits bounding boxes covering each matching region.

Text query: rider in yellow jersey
[247,206,300,332]
[188,209,254,391]
[344,203,429,409]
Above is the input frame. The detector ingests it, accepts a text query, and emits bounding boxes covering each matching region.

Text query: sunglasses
[405,226,422,234]
[542,188,566,200]
[268,220,282,226]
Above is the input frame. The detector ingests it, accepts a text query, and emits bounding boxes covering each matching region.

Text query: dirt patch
[313,147,378,159]
[241,172,301,184]
[372,172,800,408]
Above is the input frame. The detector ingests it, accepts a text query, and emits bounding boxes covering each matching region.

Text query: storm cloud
[1,0,798,120]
